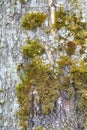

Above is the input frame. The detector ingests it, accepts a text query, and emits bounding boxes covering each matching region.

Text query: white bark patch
[51,6,55,24]
[45,43,54,66]
[48,0,55,36]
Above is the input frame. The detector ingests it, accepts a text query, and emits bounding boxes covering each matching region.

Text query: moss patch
[19,0,25,4]
[21,12,47,30]
[22,39,45,58]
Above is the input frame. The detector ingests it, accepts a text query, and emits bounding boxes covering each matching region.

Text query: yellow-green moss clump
[16,61,59,129]
[16,38,59,129]
[34,126,44,130]
[16,81,31,129]
[78,90,87,115]
[22,39,45,58]
[66,41,76,56]
[53,5,87,45]
[21,12,47,30]
[19,0,25,4]
[53,6,67,30]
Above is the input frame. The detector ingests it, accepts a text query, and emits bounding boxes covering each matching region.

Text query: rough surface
[0,0,87,130]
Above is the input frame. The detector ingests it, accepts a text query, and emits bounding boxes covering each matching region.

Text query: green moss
[16,5,87,130]
[19,0,25,4]
[0,88,2,93]
[84,117,87,127]
[22,39,45,58]
[53,6,67,30]
[66,125,71,130]
[78,90,87,115]
[58,55,72,68]
[37,71,59,114]
[66,41,76,56]
[17,63,23,71]
[53,6,87,46]
[16,82,31,130]
[34,126,43,130]
[21,12,47,30]
[16,56,59,129]
[19,116,28,130]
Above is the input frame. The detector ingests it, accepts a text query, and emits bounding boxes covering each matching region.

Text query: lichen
[0,99,5,104]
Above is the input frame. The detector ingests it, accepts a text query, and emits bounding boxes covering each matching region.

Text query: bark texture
[0,0,87,130]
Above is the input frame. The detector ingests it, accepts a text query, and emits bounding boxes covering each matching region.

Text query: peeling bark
[48,0,56,36]
[44,43,54,67]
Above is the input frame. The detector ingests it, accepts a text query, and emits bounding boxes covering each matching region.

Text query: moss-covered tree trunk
[0,0,87,130]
